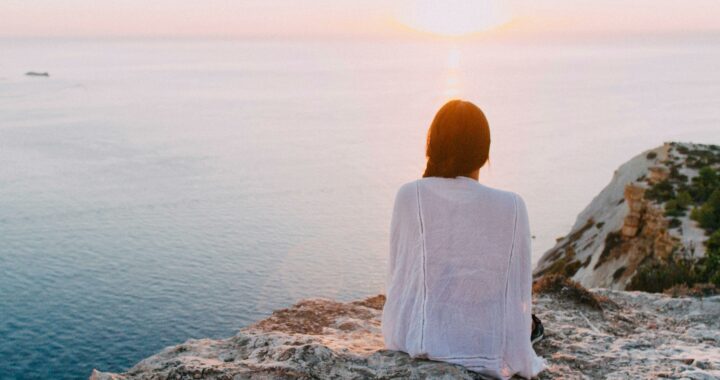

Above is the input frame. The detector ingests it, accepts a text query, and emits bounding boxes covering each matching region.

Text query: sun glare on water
[399,0,510,37]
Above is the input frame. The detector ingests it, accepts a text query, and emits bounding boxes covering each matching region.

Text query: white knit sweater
[381,176,546,379]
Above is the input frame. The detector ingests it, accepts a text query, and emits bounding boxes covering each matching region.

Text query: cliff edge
[91,142,720,379]
[534,142,720,291]
[91,277,720,379]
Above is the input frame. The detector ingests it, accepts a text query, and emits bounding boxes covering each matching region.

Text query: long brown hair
[423,100,491,178]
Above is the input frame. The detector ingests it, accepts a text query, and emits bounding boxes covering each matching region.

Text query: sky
[2,0,720,38]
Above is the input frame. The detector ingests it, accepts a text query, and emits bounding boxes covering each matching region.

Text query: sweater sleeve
[386,186,402,289]
[385,182,420,293]
[503,194,545,379]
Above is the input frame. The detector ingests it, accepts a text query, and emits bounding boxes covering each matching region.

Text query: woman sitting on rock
[381,100,546,379]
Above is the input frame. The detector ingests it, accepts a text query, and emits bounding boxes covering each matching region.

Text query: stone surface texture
[91,290,720,379]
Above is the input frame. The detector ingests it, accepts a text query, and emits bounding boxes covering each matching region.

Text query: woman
[381,100,546,379]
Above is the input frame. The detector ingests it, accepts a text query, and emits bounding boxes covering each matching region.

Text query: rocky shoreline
[92,142,720,379]
[91,276,720,379]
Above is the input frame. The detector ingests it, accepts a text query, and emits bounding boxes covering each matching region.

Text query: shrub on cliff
[533,274,611,310]
[689,166,719,203]
[691,188,720,232]
[685,148,720,168]
[703,230,720,286]
[645,180,675,203]
[594,231,622,269]
[651,166,718,220]
[665,191,693,217]
[628,255,701,293]
[535,247,583,278]
[630,230,720,292]
[665,200,684,217]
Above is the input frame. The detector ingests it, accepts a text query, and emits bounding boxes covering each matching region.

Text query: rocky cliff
[91,276,720,379]
[91,142,720,379]
[534,142,720,290]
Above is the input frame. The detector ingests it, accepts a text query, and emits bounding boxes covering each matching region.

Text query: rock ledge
[92,287,720,379]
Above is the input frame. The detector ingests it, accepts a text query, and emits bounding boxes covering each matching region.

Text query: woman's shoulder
[465,180,524,208]
[495,188,526,211]
[398,177,524,207]
[395,180,420,200]
[478,183,521,201]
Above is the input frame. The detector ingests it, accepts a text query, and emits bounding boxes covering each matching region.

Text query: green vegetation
[704,230,720,285]
[630,150,720,291]
[594,231,623,269]
[628,146,720,292]
[537,246,582,278]
[688,167,719,203]
[685,148,720,168]
[691,189,720,231]
[628,252,700,293]
[630,235,720,292]
[563,260,582,278]
[645,180,675,203]
[689,169,720,287]
[668,218,681,229]
[668,165,688,183]
[664,191,693,218]
[538,220,597,278]
[548,146,720,294]
[612,266,626,280]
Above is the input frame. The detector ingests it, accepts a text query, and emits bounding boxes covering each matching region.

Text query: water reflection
[443,46,463,98]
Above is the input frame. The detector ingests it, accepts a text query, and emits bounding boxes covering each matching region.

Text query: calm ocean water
[1,36,719,378]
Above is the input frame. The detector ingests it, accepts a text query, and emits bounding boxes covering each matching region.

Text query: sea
[1,35,719,378]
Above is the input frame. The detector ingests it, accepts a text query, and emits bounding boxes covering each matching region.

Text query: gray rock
[91,291,720,379]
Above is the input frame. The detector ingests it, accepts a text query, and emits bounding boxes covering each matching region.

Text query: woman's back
[381,177,544,379]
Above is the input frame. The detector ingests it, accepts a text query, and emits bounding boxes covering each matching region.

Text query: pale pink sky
[2,0,720,38]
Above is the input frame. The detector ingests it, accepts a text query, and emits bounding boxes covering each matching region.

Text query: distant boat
[26,72,49,77]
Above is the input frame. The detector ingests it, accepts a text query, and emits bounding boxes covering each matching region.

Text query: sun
[398,0,510,37]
